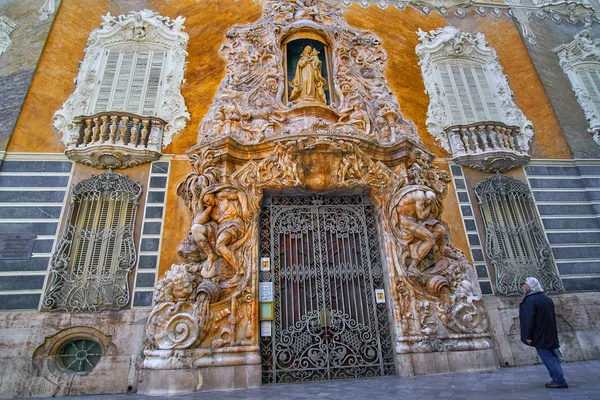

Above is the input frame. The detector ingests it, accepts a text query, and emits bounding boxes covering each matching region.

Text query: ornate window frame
[554,28,600,146]
[42,170,143,312]
[0,16,17,57]
[474,173,563,296]
[416,26,533,153]
[53,9,189,149]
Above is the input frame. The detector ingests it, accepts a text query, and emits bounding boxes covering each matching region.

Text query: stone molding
[416,26,534,155]
[0,16,17,57]
[554,28,600,146]
[336,0,599,46]
[53,9,190,153]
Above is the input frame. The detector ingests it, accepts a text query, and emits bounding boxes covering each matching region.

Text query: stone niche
[140,0,498,394]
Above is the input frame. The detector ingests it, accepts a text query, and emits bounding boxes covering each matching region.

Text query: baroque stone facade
[141,0,494,387]
[2,0,600,398]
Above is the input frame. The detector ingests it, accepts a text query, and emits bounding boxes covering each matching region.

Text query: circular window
[59,339,102,372]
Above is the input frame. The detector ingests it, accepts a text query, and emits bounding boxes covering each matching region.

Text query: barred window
[90,49,166,116]
[434,61,502,125]
[474,174,563,296]
[43,170,142,311]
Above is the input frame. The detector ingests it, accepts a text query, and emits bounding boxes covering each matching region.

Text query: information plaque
[0,234,36,260]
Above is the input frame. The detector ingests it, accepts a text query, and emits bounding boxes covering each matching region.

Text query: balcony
[64,112,166,169]
[444,122,530,172]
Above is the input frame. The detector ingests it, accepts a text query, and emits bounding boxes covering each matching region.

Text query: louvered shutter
[92,49,165,115]
[576,66,600,116]
[93,50,120,113]
[111,50,135,111]
[437,64,463,123]
[474,65,501,121]
[436,61,502,125]
[125,50,150,114]
[142,51,165,115]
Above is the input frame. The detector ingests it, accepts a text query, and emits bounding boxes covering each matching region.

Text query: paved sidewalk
[34,359,600,400]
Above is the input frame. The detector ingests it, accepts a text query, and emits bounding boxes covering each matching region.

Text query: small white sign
[261,321,272,337]
[259,282,274,302]
[260,257,271,271]
[375,289,386,304]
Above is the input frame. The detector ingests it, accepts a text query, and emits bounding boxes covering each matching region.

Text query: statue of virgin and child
[289,45,327,104]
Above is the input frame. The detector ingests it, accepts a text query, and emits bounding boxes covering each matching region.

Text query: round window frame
[58,338,102,373]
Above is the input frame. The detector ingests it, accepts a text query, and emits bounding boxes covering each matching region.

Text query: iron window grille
[43,170,142,311]
[474,174,563,296]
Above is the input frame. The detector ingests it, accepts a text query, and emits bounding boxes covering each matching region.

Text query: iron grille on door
[259,195,395,383]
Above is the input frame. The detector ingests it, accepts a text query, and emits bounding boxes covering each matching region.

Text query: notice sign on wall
[261,321,272,337]
[259,282,273,302]
[0,234,36,260]
[375,289,386,304]
[260,257,270,271]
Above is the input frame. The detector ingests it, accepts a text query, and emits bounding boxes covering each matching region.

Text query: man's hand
[527,339,533,344]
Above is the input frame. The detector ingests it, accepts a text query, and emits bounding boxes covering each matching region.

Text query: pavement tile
[22,359,600,400]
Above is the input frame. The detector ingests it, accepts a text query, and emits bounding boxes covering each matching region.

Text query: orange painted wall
[9,1,571,160]
[6,1,573,279]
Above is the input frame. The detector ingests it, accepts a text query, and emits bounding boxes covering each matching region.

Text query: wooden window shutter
[577,67,600,116]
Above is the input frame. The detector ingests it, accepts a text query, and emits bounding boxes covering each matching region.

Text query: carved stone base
[139,347,261,395]
[453,151,530,173]
[395,335,495,354]
[395,347,500,377]
[65,145,161,169]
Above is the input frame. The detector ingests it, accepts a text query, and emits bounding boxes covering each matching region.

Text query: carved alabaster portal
[196,0,417,146]
[143,0,493,372]
[144,137,492,367]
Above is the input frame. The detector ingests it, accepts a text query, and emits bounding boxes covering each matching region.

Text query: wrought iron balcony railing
[444,122,530,172]
[64,112,166,169]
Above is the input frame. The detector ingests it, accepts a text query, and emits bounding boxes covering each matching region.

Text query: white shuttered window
[575,65,600,116]
[435,61,501,125]
[91,49,166,115]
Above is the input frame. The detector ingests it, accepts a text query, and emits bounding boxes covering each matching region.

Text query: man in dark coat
[519,277,568,389]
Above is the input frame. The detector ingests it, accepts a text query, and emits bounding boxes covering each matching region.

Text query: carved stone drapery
[54,10,189,155]
[554,28,600,147]
[416,26,534,155]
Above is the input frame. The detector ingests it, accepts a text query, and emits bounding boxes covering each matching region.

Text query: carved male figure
[191,184,250,283]
[391,186,447,272]
[335,101,371,134]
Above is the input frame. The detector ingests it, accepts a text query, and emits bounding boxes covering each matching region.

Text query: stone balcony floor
[30,359,600,400]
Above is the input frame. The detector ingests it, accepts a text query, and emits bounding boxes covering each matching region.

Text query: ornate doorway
[259,194,395,383]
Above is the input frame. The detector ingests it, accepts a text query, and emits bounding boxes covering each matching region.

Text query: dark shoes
[545,381,569,389]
